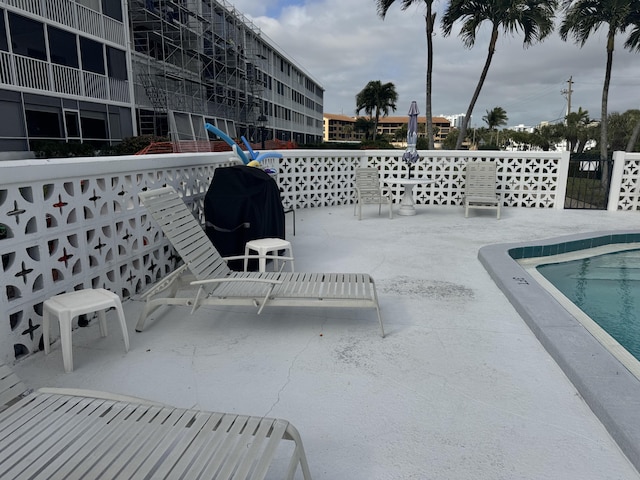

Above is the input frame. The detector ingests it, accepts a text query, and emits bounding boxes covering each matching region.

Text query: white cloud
[227,0,278,17]
[236,0,640,126]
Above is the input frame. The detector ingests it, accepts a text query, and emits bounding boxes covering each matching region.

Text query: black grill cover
[205,165,285,270]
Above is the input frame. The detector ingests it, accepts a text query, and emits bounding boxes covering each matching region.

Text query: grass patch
[565,177,608,208]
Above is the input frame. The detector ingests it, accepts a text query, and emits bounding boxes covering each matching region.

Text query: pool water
[537,249,640,361]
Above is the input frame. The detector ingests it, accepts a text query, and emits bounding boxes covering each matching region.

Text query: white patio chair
[464,161,501,219]
[354,167,393,220]
[137,186,385,337]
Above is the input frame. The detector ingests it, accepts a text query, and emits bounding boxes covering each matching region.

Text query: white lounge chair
[137,187,385,337]
[463,161,501,219]
[0,363,312,479]
[354,167,393,220]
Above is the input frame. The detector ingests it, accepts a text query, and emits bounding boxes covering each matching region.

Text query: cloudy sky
[230,0,640,128]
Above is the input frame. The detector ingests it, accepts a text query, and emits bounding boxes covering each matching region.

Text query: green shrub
[300,142,362,150]
[359,139,397,149]
[31,141,97,158]
[416,137,430,150]
[477,143,499,150]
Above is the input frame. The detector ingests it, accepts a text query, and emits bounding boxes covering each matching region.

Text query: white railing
[109,78,130,103]
[4,0,125,47]
[45,0,75,29]
[76,4,103,38]
[0,51,12,85]
[83,71,108,99]
[14,55,49,90]
[103,15,125,47]
[52,64,82,96]
[3,0,42,16]
[2,149,639,365]
[6,52,130,104]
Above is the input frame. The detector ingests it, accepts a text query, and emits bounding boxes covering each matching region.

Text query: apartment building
[323,113,364,142]
[0,0,134,151]
[323,113,451,146]
[0,0,324,152]
[377,116,451,144]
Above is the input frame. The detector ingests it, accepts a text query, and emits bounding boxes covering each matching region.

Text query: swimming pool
[521,246,640,380]
[478,231,640,472]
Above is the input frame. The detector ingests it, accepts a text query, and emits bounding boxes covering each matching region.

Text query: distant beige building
[323,114,365,142]
[377,116,451,145]
[323,114,451,147]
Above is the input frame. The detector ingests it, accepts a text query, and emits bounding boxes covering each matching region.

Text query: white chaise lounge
[0,363,312,479]
[137,187,385,337]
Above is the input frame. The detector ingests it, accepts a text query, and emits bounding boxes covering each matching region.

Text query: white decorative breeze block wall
[610,152,640,211]
[0,153,238,363]
[277,150,570,210]
[9,147,640,365]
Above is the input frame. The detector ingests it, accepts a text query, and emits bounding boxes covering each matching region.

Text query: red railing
[135,139,297,155]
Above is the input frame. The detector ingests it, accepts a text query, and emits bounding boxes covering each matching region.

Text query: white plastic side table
[43,288,130,373]
[244,238,294,272]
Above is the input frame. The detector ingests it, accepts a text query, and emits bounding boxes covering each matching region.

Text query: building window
[80,37,105,74]
[81,114,107,139]
[26,109,62,138]
[48,26,78,68]
[0,9,7,52]
[106,46,127,80]
[77,0,101,12]
[9,13,46,61]
[101,0,123,21]
[64,111,80,138]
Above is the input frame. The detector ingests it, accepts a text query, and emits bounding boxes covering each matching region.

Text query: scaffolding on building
[128,0,267,140]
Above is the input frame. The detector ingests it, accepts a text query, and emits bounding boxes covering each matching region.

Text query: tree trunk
[627,118,640,152]
[373,110,379,141]
[456,26,498,150]
[600,30,614,191]
[425,7,435,150]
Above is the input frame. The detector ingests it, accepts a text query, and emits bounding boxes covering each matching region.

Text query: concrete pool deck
[13,204,640,479]
[480,232,640,474]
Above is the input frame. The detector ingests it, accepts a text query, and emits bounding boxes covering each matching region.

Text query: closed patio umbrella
[402,101,420,177]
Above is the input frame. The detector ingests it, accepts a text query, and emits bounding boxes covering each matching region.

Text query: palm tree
[354,116,375,140]
[342,124,354,141]
[608,109,640,151]
[533,123,565,151]
[482,106,509,144]
[564,106,590,152]
[395,124,408,142]
[625,13,640,151]
[376,0,437,149]
[355,80,398,141]
[629,117,640,151]
[442,0,558,149]
[560,0,640,164]
[483,106,509,129]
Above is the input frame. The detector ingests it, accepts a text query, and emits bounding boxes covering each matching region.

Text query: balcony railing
[1,149,638,364]
[0,52,130,103]
[2,0,126,48]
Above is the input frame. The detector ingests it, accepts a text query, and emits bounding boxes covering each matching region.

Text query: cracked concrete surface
[14,204,640,480]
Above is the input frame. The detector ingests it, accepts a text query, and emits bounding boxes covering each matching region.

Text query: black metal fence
[565,153,613,209]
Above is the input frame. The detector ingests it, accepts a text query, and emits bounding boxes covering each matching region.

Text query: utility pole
[561,76,574,152]
[561,76,573,119]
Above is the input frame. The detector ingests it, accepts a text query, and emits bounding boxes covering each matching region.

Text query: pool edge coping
[478,230,640,473]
